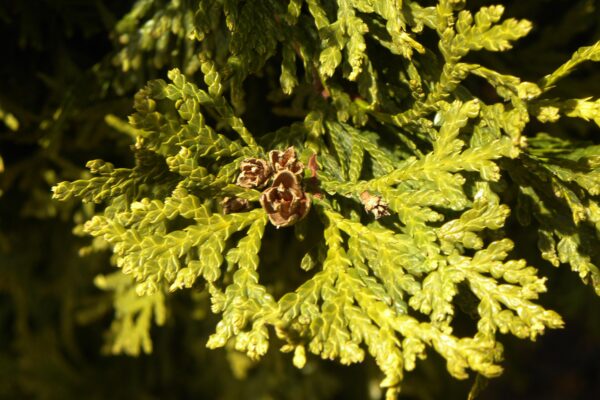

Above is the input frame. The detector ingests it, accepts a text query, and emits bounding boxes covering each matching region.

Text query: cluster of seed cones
[228,147,311,228]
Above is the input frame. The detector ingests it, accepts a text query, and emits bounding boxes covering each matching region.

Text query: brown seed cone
[221,197,250,214]
[260,170,311,228]
[268,146,304,175]
[360,191,390,219]
[236,158,272,188]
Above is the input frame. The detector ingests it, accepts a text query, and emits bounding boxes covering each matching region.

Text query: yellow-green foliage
[52,0,600,397]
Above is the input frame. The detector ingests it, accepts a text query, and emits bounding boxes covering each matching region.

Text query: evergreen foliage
[2,0,600,398]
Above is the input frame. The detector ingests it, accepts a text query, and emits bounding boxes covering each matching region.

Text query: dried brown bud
[260,170,311,228]
[360,191,390,219]
[269,146,304,175]
[237,158,272,188]
[222,197,250,214]
[308,154,318,178]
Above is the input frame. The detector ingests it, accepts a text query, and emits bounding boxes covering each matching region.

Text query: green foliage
[0,106,19,132]
[2,0,600,398]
